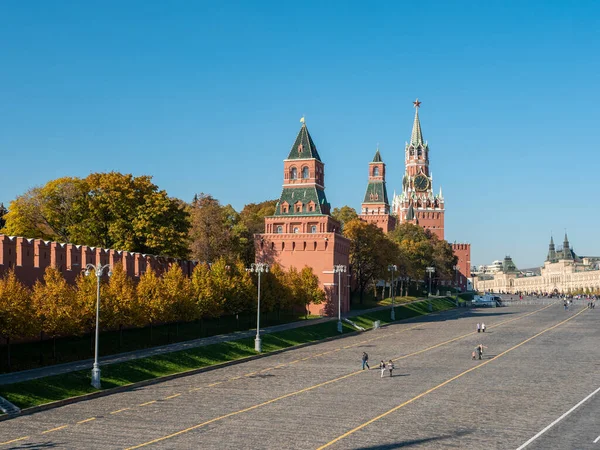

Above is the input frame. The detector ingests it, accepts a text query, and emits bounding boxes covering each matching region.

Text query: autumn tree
[261,263,290,320]
[1,177,88,241]
[0,203,8,229]
[189,194,244,263]
[191,263,222,323]
[136,269,162,342]
[224,260,255,329]
[343,219,395,303]
[103,263,141,348]
[237,200,277,264]
[32,267,81,360]
[331,206,359,231]
[0,270,34,369]
[160,264,195,336]
[1,173,190,258]
[388,222,434,287]
[74,271,104,352]
[299,266,326,318]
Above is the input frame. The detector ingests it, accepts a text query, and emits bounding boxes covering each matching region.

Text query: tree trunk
[119,325,123,349]
[200,318,204,337]
[52,336,57,361]
[277,307,281,322]
[6,336,10,372]
[39,330,44,365]
[150,323,153,344]
[235,314,239,331]
[176,322,179,337]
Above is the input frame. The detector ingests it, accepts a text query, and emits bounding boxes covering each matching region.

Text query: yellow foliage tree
[103,263,141,348]
[32,267,80,360]
[0,270,34,369]
[136,268,162,343]
[160,264,195,337]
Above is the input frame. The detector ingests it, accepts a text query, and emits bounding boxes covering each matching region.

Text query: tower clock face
[414,175,429,191]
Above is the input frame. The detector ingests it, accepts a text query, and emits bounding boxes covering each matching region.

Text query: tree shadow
[354,429,474,449]
[9,441,59,449]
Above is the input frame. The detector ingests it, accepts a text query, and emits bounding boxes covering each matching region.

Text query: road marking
[0,436,29,445]
[77,417,96,424]
[317,307,586,449]
[164,394,181,400]
[139,400,157,407]
[207,382,222,387]
[229,376,241,380]
[42,425,68,434]
[517,383,600,448]
[244,372,257,377]
[594,435,600,444]
[124,303,559,449]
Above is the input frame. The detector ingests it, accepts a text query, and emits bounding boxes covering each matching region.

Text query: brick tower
[358,149,396,232]
[256,119,350,315]
[392,99,445,239]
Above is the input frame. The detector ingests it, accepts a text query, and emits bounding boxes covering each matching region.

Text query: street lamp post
[387,265,397,320]
[333,265,347,333]
[85,263,112,389]
[247,263,269,352]
[426,266,435,312]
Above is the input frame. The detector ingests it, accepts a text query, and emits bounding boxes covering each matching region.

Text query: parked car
[472,294,503,307]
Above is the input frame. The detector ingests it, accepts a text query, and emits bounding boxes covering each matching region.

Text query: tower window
[373,167,380,177]
[293,227,299,233]
[310,225,317,233]
[276,226,283,233]
[290,167,297,180]
[302,166,309,179]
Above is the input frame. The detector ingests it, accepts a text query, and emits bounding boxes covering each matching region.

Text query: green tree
[0,270,34,370]
[103,263,141,348]
[1,177,88,241]
[1,173,190,258]
[389,222,434,287]
[343,219,395,303]
[331,206,359,231]
[32,267,81,360]
[261,263,290,320]
[237,200,277,264]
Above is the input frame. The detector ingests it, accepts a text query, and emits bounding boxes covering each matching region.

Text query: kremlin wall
[0,234,196,286]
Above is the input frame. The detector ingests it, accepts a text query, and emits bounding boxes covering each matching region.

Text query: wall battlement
[451,242,471,290]
[0,234,197,286]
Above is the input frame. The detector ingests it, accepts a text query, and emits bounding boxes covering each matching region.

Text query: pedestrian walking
[472,350,477,360]
[477,323,481,333]
[387,360,394,377]
[476,344,487,360]
[362,352,370,370]
[380,360,386,378]
[481,322,486,333]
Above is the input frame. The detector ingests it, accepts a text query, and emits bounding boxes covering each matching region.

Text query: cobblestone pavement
[2,302,598,449]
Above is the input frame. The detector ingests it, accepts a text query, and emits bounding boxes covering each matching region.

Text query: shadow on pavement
[9,441,59,449]
[354,429,474,449]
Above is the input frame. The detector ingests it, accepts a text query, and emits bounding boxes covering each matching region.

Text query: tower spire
[411,98,424,145]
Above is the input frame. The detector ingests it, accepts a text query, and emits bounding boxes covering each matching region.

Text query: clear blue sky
[1,1,599,268]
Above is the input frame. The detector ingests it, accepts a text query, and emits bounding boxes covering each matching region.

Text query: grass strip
[2,298,455,410]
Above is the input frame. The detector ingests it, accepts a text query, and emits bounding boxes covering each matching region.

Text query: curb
[1,300,458,421]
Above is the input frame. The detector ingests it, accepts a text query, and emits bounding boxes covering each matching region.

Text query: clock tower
[392,100,445,239]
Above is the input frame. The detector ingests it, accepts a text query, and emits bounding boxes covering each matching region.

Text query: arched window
[373,167,380,177]
[310,225,317,233]
[276,226,283,233]
[290,167,297,180]
[302,166,309,179]
[417,147,422,158]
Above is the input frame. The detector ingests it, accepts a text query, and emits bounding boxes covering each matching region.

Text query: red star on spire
[413,98,421,108]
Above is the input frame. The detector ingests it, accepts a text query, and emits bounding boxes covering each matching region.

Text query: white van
[472,294,502,307]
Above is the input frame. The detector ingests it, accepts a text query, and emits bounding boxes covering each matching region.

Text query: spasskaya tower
[392,99,445,239]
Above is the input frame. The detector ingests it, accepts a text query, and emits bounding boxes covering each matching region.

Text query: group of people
[361,352,395,378]
[476,322,486,333]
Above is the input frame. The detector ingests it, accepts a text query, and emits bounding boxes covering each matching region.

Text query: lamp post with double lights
[247,263,269,352]
[387,264,397,320]
[333,265,347,333]
[426,266,435,312]
[85,263,112,389]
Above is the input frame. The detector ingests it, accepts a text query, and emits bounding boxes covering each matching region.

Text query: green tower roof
[286,124,322,161]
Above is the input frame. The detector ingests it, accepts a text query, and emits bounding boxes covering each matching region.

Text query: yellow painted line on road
[125,371,360,449]
[289,360,301,364]
[164,394,181,400]
[124,303,559,449]
[110,408,131,414]
[0,436,29,445]
[244,372,258,377]
[229,376,242,380]
[316,307,587,449]
[139,400,157,407]
[208,382,222,387]
[77,417,96,424]
[42,425,68,434]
